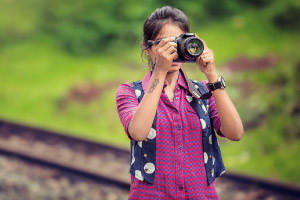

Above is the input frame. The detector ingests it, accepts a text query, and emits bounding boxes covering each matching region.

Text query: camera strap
[181,69,212,100]
[187,79,212,99]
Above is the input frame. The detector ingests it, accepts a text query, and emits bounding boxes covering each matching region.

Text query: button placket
[173,109,184,194]
[173,89,180,112]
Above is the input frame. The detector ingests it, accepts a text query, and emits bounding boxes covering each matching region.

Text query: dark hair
[142,6,190,68]
[143,6,190,50]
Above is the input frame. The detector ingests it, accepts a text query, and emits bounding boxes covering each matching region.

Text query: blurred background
[0,0,299,188]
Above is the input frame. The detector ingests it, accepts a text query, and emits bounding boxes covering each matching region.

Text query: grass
[0,34,147,148]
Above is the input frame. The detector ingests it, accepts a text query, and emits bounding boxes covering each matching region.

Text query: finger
[202,49,211,55]
[200,54,211,60]
[160,41,177,52]
[165,45,177,55]
[202,56,213,63]
[156,42,174,54]
[156,37,176,48]
[170,52,178,60]
[196,55,202,64]
[200,50,213,59]
[197,59,205,69]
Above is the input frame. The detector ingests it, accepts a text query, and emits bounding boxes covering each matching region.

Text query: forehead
[155,23,185,40]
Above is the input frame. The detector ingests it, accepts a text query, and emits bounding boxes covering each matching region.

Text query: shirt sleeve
[116,82,138,141]
[202,80,225,138]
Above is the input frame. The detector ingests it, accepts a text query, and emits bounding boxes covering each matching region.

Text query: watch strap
[206,76,226,91]
[207,81,223,91]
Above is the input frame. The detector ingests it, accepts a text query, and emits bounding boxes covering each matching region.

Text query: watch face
[221,77,226,87]
[218,76,226,88]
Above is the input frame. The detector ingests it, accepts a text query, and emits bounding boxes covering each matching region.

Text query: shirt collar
[142,68,189,92]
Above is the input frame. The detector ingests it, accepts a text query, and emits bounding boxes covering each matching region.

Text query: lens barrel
[180,37,204,59]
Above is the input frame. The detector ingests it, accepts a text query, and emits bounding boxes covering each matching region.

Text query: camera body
[173,33,204,63]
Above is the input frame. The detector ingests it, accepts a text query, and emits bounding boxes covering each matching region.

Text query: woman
[116,6,243,200]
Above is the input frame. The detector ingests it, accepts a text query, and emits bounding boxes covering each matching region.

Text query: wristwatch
[206,76,226,91]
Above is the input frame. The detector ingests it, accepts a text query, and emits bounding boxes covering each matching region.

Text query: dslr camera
[173,33,204,62]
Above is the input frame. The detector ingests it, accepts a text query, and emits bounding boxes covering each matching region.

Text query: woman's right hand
[153,37,178,73]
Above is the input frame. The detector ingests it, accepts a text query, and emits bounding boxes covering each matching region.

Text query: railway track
[0,119,299,200]
[0,119,131,188]
[0,153,129,200]
[216,173,300,200]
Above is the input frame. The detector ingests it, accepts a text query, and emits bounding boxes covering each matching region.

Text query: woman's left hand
[195,36,218,82]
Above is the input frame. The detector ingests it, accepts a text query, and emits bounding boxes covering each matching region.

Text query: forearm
[208,75,244,141]
[128,70,167,141]
[196,38,243,140]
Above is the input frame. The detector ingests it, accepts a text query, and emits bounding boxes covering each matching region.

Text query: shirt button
[198,101,201,104]
[178,145,181,149]
[208,125,211,128]
[178,186,183,191]
[175,97,179,100]
[211,169,214,173]
[144,154,148,158]
[209,155,212,159]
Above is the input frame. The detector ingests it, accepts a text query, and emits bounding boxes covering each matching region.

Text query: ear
[145,49,150,56]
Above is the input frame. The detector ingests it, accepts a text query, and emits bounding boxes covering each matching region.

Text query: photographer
[116,6,243,199]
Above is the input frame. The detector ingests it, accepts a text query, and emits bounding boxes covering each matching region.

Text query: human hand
[195,35,218,82]
[152,37,178,74]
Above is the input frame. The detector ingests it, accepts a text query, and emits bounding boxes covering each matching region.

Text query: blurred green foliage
[1,0,299,54]
[0,0,299,185]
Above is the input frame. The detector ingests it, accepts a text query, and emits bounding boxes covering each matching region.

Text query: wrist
[206,73,218,83]
[206,76,226,91]
[152,68,168,78]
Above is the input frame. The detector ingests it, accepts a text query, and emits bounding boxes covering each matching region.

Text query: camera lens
[185,38,203,57]
[175,33,205,62]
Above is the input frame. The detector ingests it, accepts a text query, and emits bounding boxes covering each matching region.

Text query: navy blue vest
[130,80,226,186]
